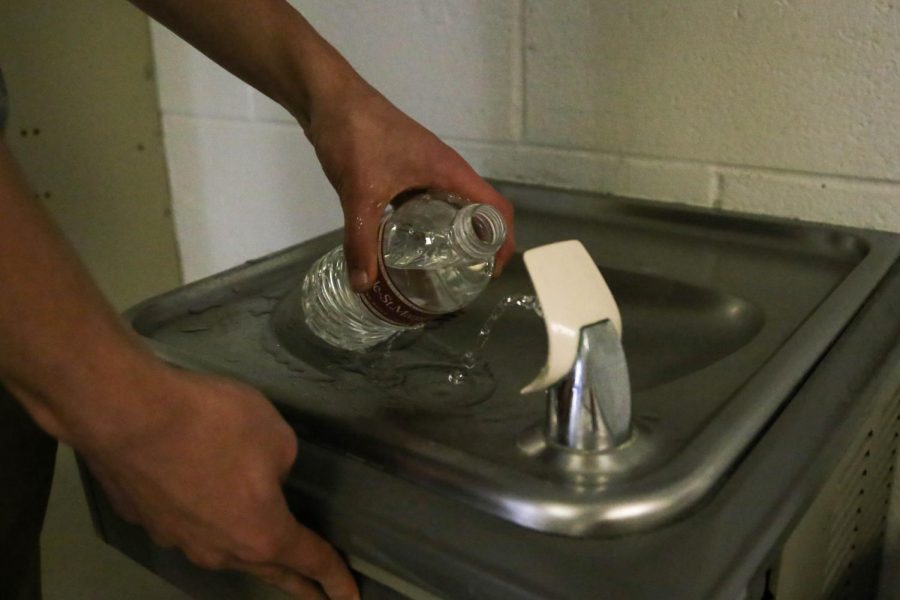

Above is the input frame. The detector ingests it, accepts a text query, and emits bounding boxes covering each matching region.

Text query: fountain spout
[545,319,631,451]
[521,240,632,452]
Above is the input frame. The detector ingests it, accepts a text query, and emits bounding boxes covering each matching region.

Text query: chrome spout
[545,320,631,452]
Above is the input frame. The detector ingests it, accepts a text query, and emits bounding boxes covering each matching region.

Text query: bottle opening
[454,204,507,260]
[472,212,497,244]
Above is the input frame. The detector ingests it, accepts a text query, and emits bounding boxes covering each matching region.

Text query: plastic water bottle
[301,191,507,351]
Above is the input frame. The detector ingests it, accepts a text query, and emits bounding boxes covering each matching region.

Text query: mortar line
[444,137,900,188]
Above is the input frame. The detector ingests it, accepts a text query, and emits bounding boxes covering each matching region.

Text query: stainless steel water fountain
[78,181,900,599]
[545,320,631,452]
[112,181,900,538]
[519,239,633,454]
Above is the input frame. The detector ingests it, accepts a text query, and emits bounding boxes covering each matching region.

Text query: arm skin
[1,1,518,599]
[2,2,515,598]
[130,0,515,291]
[0,142,356,599]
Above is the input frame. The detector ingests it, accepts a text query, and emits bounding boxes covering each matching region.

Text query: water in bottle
[301,191,507,351]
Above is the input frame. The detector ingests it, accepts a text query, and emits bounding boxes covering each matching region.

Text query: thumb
[341,201,382,293]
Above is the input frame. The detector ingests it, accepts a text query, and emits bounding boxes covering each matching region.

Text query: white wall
[1,0,181,308]
[152,0,900,281]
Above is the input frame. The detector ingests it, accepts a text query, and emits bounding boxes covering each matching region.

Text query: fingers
[269,511,359,600]
[178,504,355,599]
[342,180,515,286]
[272,418,300,482]
[341,200,383,292]
[439,173,516,276]
[238,563,327,600]
[338,165,516,290]
[228,493,359,600]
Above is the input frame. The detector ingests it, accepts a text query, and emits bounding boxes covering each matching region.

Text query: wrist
[10,342,173,452]
[269,21,370,131]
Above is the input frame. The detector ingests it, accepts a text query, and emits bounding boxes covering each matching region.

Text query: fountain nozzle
[521,240,632,453]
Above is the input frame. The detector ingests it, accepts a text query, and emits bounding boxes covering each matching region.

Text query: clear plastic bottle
[301,191,507,351]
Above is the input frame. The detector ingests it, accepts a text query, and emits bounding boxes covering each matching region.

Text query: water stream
[337,293,541,408]
[449,294,542,386]
[263,292,543,411]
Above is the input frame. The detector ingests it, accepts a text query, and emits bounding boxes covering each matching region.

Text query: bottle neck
[451,204,506,261]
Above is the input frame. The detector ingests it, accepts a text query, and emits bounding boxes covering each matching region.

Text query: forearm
[0,144,358,599]
[0,142,157,445]
[130,0,365,128]
[132,0,516,288]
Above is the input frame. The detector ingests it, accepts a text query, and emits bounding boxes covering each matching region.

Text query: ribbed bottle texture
[301,191,506,351]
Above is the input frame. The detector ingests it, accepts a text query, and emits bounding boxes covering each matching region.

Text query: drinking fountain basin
[124,182,900,539]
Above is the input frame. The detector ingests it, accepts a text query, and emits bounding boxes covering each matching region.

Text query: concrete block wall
[156,0,900,276]
[152,0,900,281]
[153,0,524,280]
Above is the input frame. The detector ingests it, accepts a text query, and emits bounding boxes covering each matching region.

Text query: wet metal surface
[126,182,900,536]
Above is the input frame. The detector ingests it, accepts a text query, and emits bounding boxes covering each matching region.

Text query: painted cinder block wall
[153,0,900,282]
[152,0,900,592]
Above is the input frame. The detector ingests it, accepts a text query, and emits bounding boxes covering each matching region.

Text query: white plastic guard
[520,240,622,394]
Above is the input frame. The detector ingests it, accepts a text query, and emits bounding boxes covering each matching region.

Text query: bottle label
[359,223,440,327]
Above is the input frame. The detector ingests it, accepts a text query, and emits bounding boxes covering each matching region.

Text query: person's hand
[304,80,516,292]
[66,361,359,600]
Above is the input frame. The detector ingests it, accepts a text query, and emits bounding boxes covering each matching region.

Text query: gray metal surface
[543,319,631,452]
[82,261,900,599]
[124,183,900,538]
[773,384,900,599]
[79,183,900,599]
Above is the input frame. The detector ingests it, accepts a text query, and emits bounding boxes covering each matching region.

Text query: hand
[71,363,359,600]
[126,1,513,293]
[304,81,516,292]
